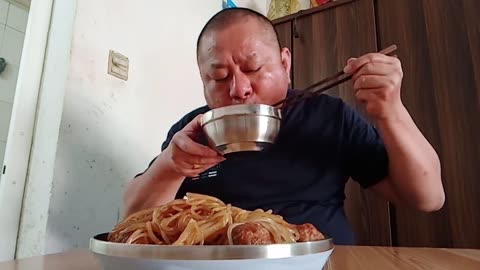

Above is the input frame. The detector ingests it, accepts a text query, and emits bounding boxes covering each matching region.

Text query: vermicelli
[108,193,324,245]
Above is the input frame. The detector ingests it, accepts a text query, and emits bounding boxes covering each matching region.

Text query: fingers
[351,62,399,82]
[167,114,225,178]
[177,161,220,178]
[173,115,219,157]
[170,134,224,177]
[184,155,225,165]
[355,89,380,103]
[345,53,404,121]
[350,60,403,95]
[172,149,224,167]
[344,53,400,74]
[353,74,397,93]
[174,132,219,157]
[172,150,223,177]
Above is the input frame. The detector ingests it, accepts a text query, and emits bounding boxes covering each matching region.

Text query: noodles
[108,193,325,245]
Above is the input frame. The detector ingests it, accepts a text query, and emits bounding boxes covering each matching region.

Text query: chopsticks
[273,44,398,109]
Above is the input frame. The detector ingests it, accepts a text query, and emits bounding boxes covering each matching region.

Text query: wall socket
[108,50,129,81]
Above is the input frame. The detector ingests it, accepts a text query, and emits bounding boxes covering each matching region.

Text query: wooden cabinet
[375,0,480,248]
[273,0,480,248]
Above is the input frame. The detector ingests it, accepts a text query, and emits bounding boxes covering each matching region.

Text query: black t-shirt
[137,89,389,245]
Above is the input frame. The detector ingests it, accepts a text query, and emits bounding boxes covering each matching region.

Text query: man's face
[197,18,292,108]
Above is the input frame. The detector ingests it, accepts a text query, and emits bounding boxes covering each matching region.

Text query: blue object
[222,0,237,9]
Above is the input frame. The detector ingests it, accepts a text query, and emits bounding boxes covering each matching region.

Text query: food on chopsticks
[107,193,325,245]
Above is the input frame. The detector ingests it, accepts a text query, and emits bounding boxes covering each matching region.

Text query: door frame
[0,0,54,261]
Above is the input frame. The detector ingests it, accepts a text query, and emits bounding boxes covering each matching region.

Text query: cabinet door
[376,0,480,248]
[292,0,392,246]
[275,21,292,51]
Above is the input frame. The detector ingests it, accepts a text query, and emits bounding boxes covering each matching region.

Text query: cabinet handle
[0,58,6,75]
[293,17,300,38]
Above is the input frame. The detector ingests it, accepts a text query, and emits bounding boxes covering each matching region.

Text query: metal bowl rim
[201,104,282,126]
[89,233,334,261]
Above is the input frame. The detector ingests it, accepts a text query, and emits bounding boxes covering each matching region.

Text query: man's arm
[344,53,445,212]
[124,152,185,216]
[124,115,225,217]
[371,106,444,211]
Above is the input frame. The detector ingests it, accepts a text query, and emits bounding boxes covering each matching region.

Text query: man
[124,8,445,245]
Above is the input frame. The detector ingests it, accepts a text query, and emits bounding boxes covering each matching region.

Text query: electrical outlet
[108,50,129,81]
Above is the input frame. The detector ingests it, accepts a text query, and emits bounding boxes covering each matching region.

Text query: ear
[280,47,292,84]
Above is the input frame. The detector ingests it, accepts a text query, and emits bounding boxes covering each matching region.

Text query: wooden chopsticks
[273,44,398,109]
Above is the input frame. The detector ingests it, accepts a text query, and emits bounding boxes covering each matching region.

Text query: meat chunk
[231,223,325,244]
[231,223,275,245]
[296,223,325,242]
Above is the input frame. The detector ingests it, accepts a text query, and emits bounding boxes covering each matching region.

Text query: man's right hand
[163,114,225,178]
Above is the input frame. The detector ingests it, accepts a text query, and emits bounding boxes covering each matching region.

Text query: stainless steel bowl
[89,233,334,270]
[201,104,282,154]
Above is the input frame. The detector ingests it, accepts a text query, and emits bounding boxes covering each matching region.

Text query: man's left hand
[343,53,405,122]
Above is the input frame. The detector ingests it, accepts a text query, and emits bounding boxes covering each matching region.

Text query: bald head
[195,8,292,109]
[196,8,281,63]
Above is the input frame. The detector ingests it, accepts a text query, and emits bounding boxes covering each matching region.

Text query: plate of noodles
[89,193,334,270]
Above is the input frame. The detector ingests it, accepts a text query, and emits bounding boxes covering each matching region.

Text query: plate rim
[89,233,334,261]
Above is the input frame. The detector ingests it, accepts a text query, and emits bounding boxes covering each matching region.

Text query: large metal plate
[89,233,334,260]
[90,233,334,270]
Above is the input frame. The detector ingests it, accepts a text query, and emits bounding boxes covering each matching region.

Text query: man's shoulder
[185,105,211,119]
[170,105,211,131]
[161,105,210,150]
[287,89,348,116]
[285,89,372,135]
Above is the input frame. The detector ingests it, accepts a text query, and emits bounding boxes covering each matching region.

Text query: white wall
[0,0,28,172]
[16,0,220,258]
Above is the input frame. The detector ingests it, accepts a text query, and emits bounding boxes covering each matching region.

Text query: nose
[229,71,252,103]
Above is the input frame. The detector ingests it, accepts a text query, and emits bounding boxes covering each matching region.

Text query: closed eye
[210,72,230,82]
[245,66,262,73]
[214,75,229,82]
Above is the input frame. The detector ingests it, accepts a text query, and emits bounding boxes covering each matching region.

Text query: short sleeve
[342,103,389,189]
